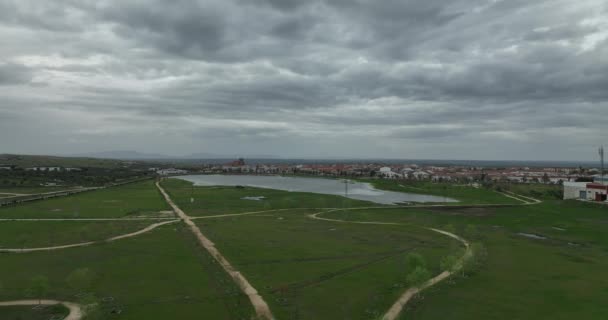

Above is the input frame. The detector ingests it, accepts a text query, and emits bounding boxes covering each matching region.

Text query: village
[157,158,605,186]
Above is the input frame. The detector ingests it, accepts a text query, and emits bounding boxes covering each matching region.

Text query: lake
[178,175,458,205]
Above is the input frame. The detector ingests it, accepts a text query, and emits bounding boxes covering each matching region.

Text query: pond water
[178,175,458,205]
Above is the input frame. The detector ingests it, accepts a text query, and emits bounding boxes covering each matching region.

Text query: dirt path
[156,181,275,320]
[0,217,176,221]
[0,300,83,320]
[502,190,542,204]
[308,208,470,320]
[0,220,179,253]
[190,208,315,220]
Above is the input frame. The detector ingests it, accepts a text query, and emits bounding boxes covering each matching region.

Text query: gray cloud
[0,62,32,85]
[0,0,606,160]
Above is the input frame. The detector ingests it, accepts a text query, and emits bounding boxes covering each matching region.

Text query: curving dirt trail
[0,300,82,320]
[308,208,470,320]
[0,219,179,253]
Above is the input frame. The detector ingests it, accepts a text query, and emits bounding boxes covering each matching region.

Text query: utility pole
[343,179,349,197]
[190,184,194,203]
[600,146,605,185]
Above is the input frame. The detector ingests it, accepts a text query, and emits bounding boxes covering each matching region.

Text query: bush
[407,266,431,287]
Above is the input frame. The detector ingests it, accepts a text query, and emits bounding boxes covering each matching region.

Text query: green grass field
[323,201,608,320]
[0,304,69,320]
[2,176,606,320]
[0,181,169,219]
[0,187,79,195]
[0,224,254,320]
[0,220,162,248]
[194,209,460,319]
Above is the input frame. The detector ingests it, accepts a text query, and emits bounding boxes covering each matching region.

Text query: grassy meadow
[323,200,608,320]
[1,175,605,320]
[0,220,162,248]
[194,209,460,320]
[0,304,70,320]
[0,181,169,219]
[0,224,254,320]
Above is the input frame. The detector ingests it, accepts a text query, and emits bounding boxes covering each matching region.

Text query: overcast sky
[1,0,607,160]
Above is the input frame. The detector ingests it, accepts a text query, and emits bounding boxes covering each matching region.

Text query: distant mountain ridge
[68,150,279,160]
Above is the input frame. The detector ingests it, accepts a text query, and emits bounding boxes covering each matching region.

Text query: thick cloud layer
[0,0,606,160]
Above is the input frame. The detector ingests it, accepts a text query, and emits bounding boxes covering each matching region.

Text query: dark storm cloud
[0,63,32,85]
[0,0,606,159]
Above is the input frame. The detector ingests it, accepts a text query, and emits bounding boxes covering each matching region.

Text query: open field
[496,183,563,201]
[0,181,169,219]
[0,221,159,248]
[0,304,70,320]
[161,178,377,216]
[191,209,460,319]
[2,175,606,320]
[0,187,80,195]
[323,201,608,320]
[0,225,254,320]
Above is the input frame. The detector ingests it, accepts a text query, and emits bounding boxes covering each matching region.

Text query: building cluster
[0,165,83,172]
[192,159,601,185]
[155,168,189,175]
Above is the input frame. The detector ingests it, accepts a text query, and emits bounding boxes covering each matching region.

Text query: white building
[563,182,588,200]
[563,182,608,201]
[156,168,188,175]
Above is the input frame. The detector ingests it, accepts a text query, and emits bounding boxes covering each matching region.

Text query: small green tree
[66,268,95,293]
[405,252,426,270]
[25,275,50,305]
[406,266,431,288]
[440,254,459,273]
[461,242,488,276]
[79,294,103,320]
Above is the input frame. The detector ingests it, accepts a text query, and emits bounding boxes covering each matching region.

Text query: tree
[25,275,50,305]
[440,254,459,273]
[77,293,104,320]
[406,266,431,288]
[405,252,426,270]
[66,268,95,293]
[461,242,488,276]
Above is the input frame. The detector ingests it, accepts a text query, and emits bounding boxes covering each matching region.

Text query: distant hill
[0,154,135,168]
[70,150,279,160]
[70,150,173,160]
